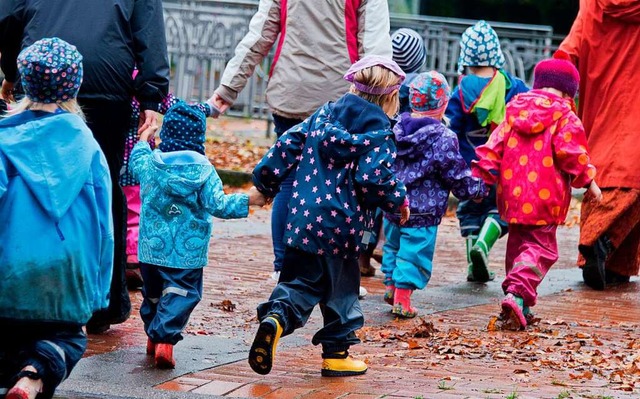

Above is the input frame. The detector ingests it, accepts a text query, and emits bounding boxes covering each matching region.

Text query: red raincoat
[558,0,640,190]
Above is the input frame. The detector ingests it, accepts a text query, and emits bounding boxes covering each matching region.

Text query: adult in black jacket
[0,0,170,333]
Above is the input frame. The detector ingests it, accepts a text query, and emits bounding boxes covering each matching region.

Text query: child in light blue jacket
[130,101,264,369]
[0,38,112,399]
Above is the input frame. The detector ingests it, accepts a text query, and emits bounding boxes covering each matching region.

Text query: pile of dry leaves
[357,317,640,392]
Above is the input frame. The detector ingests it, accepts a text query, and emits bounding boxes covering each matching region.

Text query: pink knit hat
[533,59,580,98]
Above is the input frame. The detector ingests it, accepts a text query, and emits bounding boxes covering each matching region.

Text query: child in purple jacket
[382,71,487,317]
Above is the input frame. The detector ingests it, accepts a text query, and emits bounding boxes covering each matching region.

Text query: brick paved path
[72,207,640,399]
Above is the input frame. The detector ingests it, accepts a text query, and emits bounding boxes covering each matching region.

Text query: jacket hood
[319,93,393,160]
[508,90,573,135]
[0,111,97,220]
[394,113,446,157]
[151,150,213,196]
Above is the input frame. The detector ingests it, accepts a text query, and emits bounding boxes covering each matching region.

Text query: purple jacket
[386,113,486,228]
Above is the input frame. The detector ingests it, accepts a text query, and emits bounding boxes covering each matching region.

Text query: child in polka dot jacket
[472,59,602,329]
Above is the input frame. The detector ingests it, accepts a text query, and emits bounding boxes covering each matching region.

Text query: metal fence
[163,0,559,120]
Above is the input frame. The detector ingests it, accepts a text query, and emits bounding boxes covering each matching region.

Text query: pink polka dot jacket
[253,93,407,259]
[472,90,596,226]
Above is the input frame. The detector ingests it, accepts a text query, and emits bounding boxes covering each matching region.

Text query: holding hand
[138,109,158,134]
[139,123,159,143]
[587,180,602,202]
[206,93,230,118]
[399,204,411,225]
[248,186,269,207]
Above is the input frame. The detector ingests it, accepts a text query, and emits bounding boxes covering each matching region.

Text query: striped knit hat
[391,28,426,74]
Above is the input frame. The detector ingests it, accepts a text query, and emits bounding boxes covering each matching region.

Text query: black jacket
[0,0,169,109]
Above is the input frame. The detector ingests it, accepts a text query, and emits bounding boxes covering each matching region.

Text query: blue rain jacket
[131,142,249,269]
[0,110,113,324]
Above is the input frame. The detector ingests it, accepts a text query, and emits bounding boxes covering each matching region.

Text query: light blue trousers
[381,220,438,290]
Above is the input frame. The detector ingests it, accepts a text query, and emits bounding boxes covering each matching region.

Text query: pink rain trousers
[123,185,141,263]
[502,224,559,307]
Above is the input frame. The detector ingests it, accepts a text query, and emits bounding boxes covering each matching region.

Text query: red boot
[155,343,176,369]
[392,288,417,318]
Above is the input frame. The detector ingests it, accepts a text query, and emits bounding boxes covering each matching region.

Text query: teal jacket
[0,110,113,324]
[131,142,249,268]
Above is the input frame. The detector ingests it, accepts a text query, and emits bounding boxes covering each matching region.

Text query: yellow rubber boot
[248,316,283,375]
[321,351,368,377]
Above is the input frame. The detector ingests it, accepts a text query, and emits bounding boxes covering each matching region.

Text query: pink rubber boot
[392,288,417,318]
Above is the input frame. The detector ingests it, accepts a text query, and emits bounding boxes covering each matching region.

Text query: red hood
[507,90,573,136]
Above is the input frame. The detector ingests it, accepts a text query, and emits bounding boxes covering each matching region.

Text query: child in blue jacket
[445,20,529,283]
[249,55,410,378]
[120,86,211,289]
[382,71,487,318]
[130,101,265,369]
[0,38,113,399]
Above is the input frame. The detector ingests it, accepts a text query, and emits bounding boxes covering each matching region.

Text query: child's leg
[310,255,367,377]
[148,266,203,345]
[123,185,141,264]
[123,185,143,289]
[380,219,401,304]
[250,247,327,375]
[5,325,86,399]
[465,185,507,282]
[501,224,558,327]
[270,174,294,274]
[139,263,163,339]
[392,225,437,291]
[391,226,437,318]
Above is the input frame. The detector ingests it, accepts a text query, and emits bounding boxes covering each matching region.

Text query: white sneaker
[271,271,281,282]
[358,286,367,299]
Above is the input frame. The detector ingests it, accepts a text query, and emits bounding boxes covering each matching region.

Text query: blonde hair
[350,65,400,112]
[7,97,85,120]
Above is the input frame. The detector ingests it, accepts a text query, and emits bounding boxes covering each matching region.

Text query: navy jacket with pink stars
[253,93,407,259]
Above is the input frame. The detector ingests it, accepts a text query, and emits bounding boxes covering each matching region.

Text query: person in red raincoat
[557,0,640,290]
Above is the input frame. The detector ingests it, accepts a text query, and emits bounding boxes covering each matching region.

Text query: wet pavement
[53,208,640,399]
[53,118,640,399]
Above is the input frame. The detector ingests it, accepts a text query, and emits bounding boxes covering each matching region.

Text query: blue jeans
[0,322,86,399]
[139,263,203,345]
[381,220,438,290]
[257,247,363,354]
[271,115,304,272]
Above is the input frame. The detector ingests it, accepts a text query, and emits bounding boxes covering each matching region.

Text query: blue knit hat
[159,101,207,155]
[17,37,83,103]
[457,20,505,74]
[391,28,426,74]
[409,71,451,118]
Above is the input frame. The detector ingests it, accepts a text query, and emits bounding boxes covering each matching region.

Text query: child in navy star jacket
[248,56,410,377]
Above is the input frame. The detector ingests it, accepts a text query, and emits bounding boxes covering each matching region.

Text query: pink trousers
[123,185,141,263]
[503,224,559,307]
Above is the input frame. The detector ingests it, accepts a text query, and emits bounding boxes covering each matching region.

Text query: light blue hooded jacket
[0,110,113,324]
[131,142,249,269]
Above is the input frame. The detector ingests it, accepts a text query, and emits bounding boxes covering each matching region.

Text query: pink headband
[344,55,406,95]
